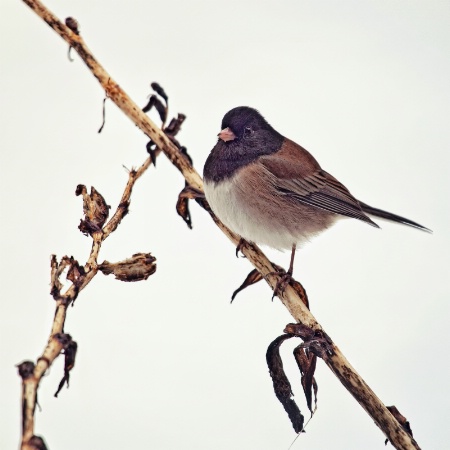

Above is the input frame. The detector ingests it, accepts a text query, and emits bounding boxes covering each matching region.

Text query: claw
[235,238,246,258]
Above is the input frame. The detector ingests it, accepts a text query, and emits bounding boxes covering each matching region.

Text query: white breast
[204,176,301,251]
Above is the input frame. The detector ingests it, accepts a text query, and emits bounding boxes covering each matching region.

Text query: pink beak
[218,127,236,142]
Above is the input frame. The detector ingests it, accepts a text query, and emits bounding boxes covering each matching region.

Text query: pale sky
[1,1,449,449]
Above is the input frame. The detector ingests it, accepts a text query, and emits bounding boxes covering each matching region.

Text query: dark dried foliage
[76,185,110,236]
[66,258,85,288]
[150,82,168,103]
[231,268,262,302]
[293,345,318,414]
[99,253,157,282]
[164,114,187,142]
[266,334,304,433]
[143,95,167,123]
[176,185,204,229]
[284,323,334,359]
[55,340,78,397]
[143,82,168,124]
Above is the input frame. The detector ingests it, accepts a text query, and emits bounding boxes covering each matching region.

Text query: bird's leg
[287,243,297,276]
[273,244,296,298]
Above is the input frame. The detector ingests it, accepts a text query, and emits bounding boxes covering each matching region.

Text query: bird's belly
[204,174,338,250]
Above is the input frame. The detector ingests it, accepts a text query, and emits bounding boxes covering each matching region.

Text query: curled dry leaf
[293,345,318,415]
[55,339,78,397]
[143,82,168,125]
[165,114,187,141]
[142,94,157,113]
[385,406,414,445]
[143,95,167,123]
[75,185,110,236]
[66,257,85,289]
[176,185,204,229]
[151,82,169,104]
[231,268,262,302]
[99,253,157,282]
[266,334,305,433]
[284,323,334,359]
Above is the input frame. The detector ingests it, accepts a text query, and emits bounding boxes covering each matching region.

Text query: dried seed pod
[76,185,110,235]
[99,253,157,282]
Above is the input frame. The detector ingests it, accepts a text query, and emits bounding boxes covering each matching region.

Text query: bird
[203,106,430,289]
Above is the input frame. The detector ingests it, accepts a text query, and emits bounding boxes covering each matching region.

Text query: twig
[19,1,421,449]
[17,152,153,449]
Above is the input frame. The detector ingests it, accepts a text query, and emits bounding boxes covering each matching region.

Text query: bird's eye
[243,126,254,137]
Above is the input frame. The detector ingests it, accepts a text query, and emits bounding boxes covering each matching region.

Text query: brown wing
[260,139,379,227]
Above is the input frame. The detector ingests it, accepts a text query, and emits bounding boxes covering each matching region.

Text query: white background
[1,1,449,449]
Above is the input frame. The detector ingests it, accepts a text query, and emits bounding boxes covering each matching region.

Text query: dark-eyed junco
[203,106,430,277]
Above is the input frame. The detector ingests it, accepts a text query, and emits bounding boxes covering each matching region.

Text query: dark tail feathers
[358,201,432,233]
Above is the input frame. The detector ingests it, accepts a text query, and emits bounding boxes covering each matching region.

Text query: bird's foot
[235,238,246,258]
[272,272,293,300]
[268,264,294,300]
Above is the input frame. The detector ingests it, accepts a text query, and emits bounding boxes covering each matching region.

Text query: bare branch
[17,117,156,448]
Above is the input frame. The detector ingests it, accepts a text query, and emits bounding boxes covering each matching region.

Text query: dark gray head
[204,107,284,183]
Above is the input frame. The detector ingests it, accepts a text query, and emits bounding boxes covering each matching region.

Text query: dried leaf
[66,257,85,289]
[142,95,167,123]
[385,406,414,445]
[153,97,167,123]
[266,334,304,433]
[289,278,309,309]
[50,255,64,299]
[164,113,186,140]
[176,185,204,229]
[151,82,168,103]
[230,262,309,307]
[293,346,318,415]
[284,323,315,341]
[142,95,157,113]
[146,140,158,166]
[55,340,78,397]
[99,253,157,282]
[284,323,334,359]
[75,185,110,236]
[231,269,263,302]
